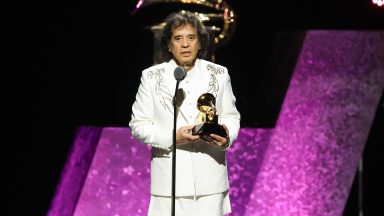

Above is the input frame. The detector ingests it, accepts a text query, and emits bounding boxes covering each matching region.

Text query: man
[129,11,240,216]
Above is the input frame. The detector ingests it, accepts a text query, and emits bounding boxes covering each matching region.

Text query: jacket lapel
[195,59,211,96]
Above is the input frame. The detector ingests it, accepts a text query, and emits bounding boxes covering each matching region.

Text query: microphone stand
[171,80,181,216]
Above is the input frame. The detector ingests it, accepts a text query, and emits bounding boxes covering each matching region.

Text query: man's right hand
[176,125,200,144]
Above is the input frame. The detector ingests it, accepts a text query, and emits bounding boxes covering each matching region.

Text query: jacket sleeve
[218,69,241,150]
[129,70,173,150]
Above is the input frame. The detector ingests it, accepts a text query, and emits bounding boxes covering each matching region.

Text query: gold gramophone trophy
[192,93,227,138]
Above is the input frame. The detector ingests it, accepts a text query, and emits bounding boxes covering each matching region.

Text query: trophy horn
[197,93,216,112]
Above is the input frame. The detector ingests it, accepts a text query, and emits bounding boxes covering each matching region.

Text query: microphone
[174,66,186,81]
[171,65,186,216]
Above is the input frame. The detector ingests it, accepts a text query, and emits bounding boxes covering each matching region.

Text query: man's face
[169,23,201,67]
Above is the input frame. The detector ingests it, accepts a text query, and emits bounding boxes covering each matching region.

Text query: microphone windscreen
[174,66,186,81]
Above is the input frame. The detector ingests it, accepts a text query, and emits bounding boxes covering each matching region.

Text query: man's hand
[176,125,200,144]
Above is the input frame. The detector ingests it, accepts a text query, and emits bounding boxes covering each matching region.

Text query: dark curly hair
[160,11,210,62]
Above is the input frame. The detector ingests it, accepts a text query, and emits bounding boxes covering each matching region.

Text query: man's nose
[181,39,189,47]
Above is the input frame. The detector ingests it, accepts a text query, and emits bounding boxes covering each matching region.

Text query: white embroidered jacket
[129,59,240,196]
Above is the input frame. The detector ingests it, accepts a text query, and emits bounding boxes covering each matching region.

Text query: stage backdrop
[48,30,384,216]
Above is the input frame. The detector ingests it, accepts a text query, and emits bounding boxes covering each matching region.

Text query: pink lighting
[372,0,384,6]
[136,0,144,9]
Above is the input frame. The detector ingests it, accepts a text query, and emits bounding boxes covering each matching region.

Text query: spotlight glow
[372,0,384,6]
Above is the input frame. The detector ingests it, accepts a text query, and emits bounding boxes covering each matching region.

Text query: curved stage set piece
[48,31,384,216]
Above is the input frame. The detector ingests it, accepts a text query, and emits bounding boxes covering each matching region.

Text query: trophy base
[192,123,227,138]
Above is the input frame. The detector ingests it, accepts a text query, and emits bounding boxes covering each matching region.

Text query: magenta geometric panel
[243,30,384,216]
[47,126,103,216]
[47,30,384,216]
[73,128,151,216]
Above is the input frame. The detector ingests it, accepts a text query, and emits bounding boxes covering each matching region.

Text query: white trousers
[147,191,231,216]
